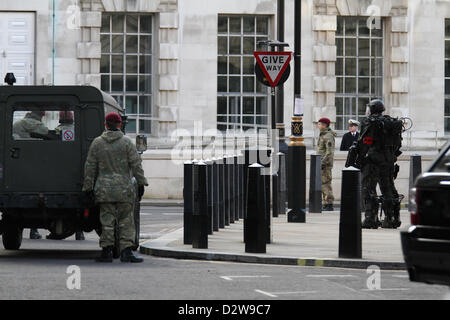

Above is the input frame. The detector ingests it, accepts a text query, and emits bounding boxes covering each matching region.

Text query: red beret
[59,111,74,121]
[105,112,122,123]
[318,117,331,125]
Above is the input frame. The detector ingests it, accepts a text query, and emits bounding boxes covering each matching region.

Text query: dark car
[0,85,145,253]
[401,142,450,286]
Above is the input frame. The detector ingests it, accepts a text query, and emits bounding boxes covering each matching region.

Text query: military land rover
[0,84,145,252]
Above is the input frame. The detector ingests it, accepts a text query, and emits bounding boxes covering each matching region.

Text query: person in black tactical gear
[346,99,403,229]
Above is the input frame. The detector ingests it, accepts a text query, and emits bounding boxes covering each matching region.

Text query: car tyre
[2,224,23,250]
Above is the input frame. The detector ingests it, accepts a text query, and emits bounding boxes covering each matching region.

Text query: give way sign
[253,51,292,87]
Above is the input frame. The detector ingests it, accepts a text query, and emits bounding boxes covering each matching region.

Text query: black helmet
[368,99,385,114]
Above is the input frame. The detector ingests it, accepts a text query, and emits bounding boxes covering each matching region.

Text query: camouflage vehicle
[0,85,146,252]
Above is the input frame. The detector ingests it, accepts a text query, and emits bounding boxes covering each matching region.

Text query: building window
[335,17,383,131]
[445,19,450,133]
[217,15,270,132]
[100,14,153,134]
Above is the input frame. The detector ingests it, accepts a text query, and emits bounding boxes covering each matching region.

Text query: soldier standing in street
[82,112,148,263]
[317,118,337,211]
[348,100,403,229]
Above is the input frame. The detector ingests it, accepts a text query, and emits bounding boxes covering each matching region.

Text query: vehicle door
[4,96,82,193]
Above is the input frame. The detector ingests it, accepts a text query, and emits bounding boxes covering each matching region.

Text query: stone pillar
[389,1,409,118]
[158,2,180,137]
[312,1,338,127]
[78,0,103,88]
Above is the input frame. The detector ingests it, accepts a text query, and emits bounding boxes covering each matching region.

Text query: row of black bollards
[183,155,246,249]
[183,147,275,253]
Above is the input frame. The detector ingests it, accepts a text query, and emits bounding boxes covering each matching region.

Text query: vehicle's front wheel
[2,224,23,250]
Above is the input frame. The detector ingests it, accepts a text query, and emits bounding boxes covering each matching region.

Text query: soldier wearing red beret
[83,112,148,262]
[317,118,337,211]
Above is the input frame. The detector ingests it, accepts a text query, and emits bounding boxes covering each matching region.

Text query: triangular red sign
[254,51,292,87]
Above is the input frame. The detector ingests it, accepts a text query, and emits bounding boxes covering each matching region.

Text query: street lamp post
[287,0,306,223]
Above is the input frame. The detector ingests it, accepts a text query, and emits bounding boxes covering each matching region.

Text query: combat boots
[381,218,394,229]
[75,231,85,241]
[382,215,401,229]
[322,204,334,211]
[362,213,379,229]
[120,247,144,263]
[392,218,401,229]
[29,228,42,239]
[96,246,113,263]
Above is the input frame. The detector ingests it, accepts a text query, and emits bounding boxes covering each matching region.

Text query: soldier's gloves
[82,191,95,207]
[138,185,145,200]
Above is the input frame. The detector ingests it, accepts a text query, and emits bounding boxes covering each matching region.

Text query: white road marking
[272,291,318,295]
[391,275,409,278]
[255,289,278,298]
[254,289,317,298]
[306,275,356,278]
[220,275,271,281]
[361,288,410,291]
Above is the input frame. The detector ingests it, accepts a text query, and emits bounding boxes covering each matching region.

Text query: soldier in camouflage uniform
[317,118,337,211]
[82,112,148,263]
[12,111,49,140]
[55,111,74,137]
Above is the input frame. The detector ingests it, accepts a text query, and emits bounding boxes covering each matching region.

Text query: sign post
[254,50,292,224]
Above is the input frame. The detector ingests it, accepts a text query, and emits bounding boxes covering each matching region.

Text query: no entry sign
[254,51,292,87]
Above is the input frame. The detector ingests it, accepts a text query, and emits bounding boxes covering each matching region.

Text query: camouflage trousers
[99,202,135,252]
[321,166,334,205]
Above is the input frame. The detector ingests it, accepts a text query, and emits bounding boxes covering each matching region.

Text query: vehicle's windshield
[431,146,450,172]
[12,109,76,141]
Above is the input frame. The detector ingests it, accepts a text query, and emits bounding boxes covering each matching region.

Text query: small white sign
[294,98,304,116]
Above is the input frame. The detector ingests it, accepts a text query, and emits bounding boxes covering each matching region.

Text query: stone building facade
[0,0,449,200]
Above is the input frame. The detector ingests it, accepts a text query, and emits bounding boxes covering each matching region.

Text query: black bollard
[211,158,219,232]
[217,157,225,229]
[242,149,251,222]
[245,163,267,254]
[238,155,245,219]
[338,167,362,259]
[223,156,230,226]
[309,154,322,213]
[409,154,422,191]
[278,152,287,215]
[263,168,272,244]
[272,171,279,218]
[287,143,306,223]
[192,161,208,249]
[205,159,213,235]
[183,160,194,245]
[234,155,240,221]
[228,155,235,224]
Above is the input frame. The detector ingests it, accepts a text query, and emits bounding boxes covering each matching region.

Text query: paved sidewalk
[140,210,410,270]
